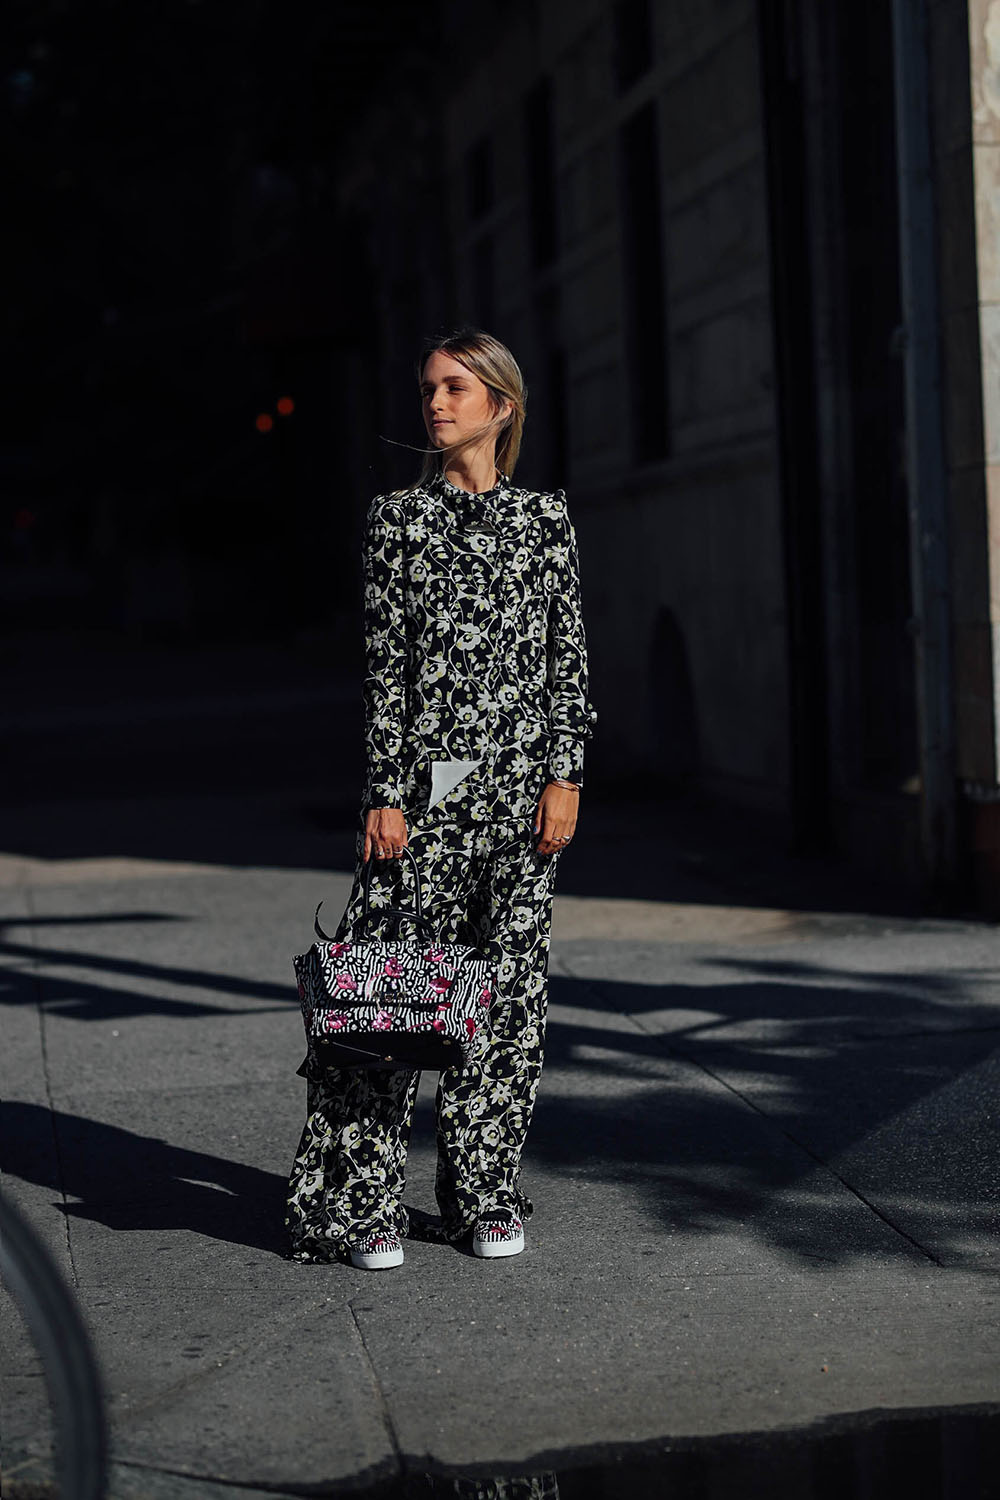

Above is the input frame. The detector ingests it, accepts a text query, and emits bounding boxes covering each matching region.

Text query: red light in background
[255,413,274,433]
[276,396,295,416]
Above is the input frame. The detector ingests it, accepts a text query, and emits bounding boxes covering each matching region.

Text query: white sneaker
[472,1209,525,1259]
[349,1230,405,1270]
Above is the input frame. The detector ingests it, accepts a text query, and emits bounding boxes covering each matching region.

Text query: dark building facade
[6,1,998,912]
[332,0,1000,915]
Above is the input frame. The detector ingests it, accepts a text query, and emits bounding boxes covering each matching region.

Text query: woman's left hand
[534,782,579,856]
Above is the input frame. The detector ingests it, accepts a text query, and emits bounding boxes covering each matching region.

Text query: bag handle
[314,846,432,941]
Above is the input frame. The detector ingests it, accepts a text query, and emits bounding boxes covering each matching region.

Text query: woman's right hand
[364,808,410,862]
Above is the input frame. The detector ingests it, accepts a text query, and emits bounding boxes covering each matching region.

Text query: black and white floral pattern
[285,470,595,1263]
[361,470,596,821]
[285,816,561,1261]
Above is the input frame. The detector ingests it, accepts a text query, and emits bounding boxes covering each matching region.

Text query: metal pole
[890,0,957,897]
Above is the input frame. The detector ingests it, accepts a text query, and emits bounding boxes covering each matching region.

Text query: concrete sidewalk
[2,780,998,1498]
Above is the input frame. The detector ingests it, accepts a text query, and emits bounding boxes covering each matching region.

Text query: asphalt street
[2,633,999,1497]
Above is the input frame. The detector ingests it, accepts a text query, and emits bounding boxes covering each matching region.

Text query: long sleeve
[546,492,597,784]
[361,496,408,809]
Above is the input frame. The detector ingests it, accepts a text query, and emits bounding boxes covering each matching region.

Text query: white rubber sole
[349,1244,405,1270]
[472,1230,525,1260]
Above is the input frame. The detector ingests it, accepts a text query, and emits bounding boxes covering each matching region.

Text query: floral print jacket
[360,468,597,825]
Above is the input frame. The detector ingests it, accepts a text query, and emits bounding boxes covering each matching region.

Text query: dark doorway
[758,0,832,852]
[759,0,917,855]
[834,1,917,795]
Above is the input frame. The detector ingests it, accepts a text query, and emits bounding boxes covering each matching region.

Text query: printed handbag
[293,847,496,1071]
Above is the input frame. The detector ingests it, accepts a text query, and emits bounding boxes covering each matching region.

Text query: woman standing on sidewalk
[285,327,597,1268]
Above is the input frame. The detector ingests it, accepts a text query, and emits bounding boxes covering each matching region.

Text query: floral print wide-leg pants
[285,814,562,1264]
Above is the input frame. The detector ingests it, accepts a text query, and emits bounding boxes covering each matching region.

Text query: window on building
[524,76,557,268]
[613,0,653,92]
[619,101,669,461]
[467,135,494,221]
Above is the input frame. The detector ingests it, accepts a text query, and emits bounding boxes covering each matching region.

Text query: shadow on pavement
[1,950,996,1266]
[2,1101,289,1256]
[533,968,999,1266]
[0,912,291,1022]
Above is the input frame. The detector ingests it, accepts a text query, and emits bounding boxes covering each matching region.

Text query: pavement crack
[111,1453,325,1495]
[348,1300,404,1472]
[117,1296,333,1423]
[118,1344,251,1421]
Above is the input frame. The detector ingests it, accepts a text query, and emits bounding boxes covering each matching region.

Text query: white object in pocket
[428,758,483,809]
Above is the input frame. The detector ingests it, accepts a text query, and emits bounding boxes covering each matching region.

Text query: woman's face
[420,351,508,454]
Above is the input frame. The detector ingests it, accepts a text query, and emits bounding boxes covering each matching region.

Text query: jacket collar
[424,469,529,539]
[427,467,511,503]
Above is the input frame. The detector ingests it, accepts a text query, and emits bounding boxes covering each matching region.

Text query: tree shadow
[528,966,1000,1266]
[2,909,997,1268]
[555,952,1000,1034]
[0,910,294,1021]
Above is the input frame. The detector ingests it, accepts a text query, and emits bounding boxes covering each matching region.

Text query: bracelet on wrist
[551,777,581,791]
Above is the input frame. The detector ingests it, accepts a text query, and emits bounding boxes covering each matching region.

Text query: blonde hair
[415,327,527,483]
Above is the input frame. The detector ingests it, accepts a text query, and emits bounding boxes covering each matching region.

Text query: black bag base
[301,1031,467,1073]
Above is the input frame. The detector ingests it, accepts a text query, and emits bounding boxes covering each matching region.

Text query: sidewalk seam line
[21,877,81,1287]
[558,962,944,1267]
[349,1300,405,1474]
[661,1040,945,1268]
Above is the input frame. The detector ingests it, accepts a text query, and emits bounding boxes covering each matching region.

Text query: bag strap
[358,845,425,933]
[314,846,432,941]
[363,844,423,916]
